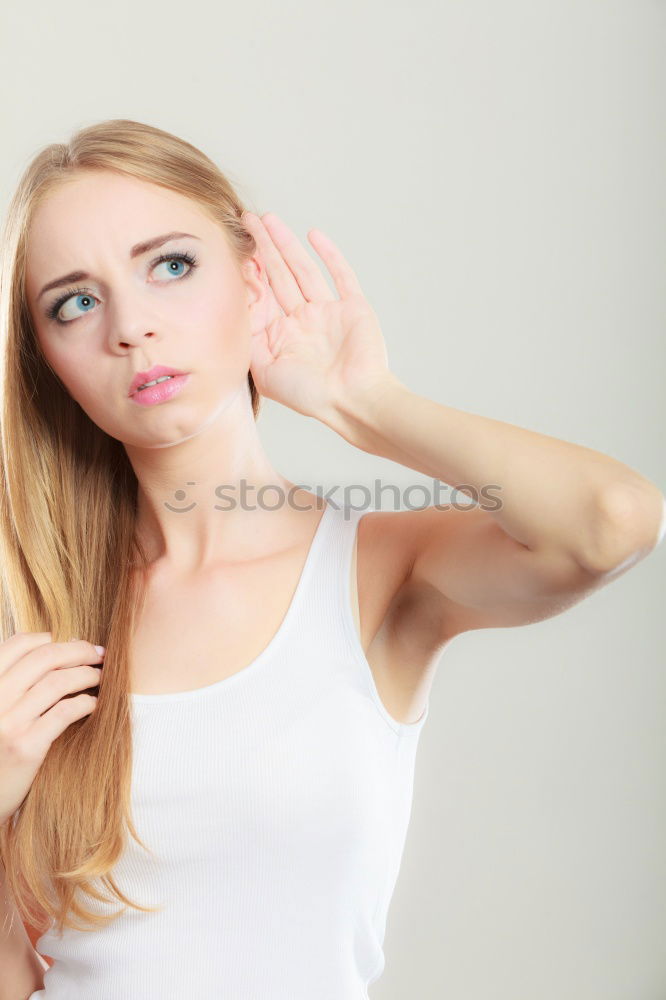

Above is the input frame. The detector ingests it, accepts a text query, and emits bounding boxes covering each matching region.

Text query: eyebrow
[36,231,201,302]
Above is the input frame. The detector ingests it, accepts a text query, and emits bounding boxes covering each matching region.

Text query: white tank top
[30,499,429,999]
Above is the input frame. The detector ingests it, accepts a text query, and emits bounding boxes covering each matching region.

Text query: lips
[128,365,188,396]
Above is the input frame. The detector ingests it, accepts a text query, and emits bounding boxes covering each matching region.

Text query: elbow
[577,480,666,577]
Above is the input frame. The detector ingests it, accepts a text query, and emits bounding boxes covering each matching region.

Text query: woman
[0,118,662,999]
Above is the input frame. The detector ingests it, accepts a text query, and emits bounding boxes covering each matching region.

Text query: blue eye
[46,251,198,325]
[153,257,189,279]
[53,292,97,324]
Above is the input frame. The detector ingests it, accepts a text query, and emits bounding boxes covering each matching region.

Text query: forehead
[25,170,225,291]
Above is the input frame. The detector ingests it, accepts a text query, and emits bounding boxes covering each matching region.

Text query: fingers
[306,227,364,299]
[243,212,305,314]
[17,664,102,730]
[0,638,105,714]
[243,212,338,311]
[0,632,52,679]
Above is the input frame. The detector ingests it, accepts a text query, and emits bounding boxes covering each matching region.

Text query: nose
[115,329,157,351]
[106,285,162,351]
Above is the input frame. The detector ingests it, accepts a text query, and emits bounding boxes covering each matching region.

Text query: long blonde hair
[0,119,261,934]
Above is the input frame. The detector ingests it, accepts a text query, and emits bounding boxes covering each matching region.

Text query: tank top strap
[294,499,376,653]
[299,497,372,595]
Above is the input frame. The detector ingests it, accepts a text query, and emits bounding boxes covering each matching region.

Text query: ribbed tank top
[30,499,430,999]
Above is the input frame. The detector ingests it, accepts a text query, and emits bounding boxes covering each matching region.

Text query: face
[24,169,266,448]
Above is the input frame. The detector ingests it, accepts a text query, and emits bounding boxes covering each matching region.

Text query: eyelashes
[45,250,199,325]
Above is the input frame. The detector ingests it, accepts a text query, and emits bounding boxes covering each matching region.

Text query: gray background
[2,1,665,997]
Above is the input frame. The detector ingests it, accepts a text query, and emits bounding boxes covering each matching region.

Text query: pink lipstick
[128,366,190,406]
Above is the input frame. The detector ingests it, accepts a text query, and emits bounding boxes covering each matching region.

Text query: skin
[22,168,663,716]
[23,175,412,722]
[14,166,664,994]
[24,169,324,575]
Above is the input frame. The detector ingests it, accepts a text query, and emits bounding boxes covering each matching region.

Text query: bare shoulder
[354,509,415,617]
[355,505,437,602]
[354,506,450,659]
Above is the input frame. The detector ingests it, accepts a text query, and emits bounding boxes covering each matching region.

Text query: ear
[240,255,271,336]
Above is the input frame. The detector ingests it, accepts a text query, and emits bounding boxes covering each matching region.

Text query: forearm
[1,861,46,999]
[329,376,665,573]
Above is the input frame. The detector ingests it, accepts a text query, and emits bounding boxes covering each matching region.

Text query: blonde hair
[0,119,261,934]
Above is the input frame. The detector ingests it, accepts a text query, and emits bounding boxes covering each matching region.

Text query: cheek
[60,370,104,414]
[38,343,80,397]
[189,283,251,360]
[38,341,103,411]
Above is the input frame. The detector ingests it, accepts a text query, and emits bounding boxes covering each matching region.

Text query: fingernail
[94,645,106,655]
